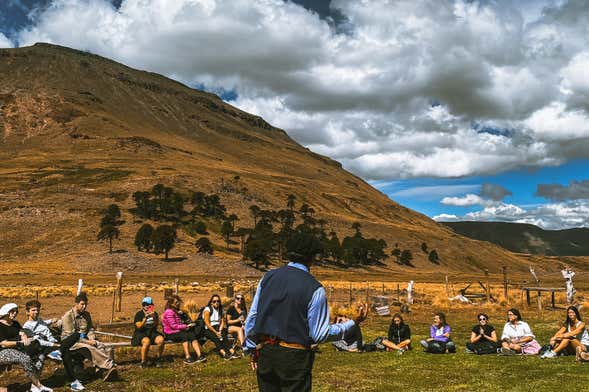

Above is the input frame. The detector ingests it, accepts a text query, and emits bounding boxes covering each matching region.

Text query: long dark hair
[507,308,522,322]
[564,306,582,328]
[391,313,405,326]
[207,294,224,315]
[477,313,489,323]
[234,294,248,314]
[434,312,447,326]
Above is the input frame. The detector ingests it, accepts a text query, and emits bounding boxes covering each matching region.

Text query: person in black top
[332,313,363,352]
[382,313,411,354]
[0,303,52,391]
[132,297,165,367]
[226,294,248,348]
[466,313,498,354]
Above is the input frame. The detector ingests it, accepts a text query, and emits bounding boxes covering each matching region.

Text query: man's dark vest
[251,265,322,347]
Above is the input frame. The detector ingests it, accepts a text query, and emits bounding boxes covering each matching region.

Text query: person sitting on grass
[0,303,52,392]
[202,294,239,360]
[132,297,165,368]
[420,312,455,353]
[465,313,498,355]
[381,313,411,354]
[226,294,248,351]
[60,292,117,391]
[500,308,541,355]
[22,300,62,362]
[331,310,364,352]
[161,295,206,365]
[542,306,589,359]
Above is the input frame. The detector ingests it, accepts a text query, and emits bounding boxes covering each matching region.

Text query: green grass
[38,310,589,392]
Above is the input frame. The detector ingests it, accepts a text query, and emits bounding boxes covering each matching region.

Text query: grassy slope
[5,306,589,391]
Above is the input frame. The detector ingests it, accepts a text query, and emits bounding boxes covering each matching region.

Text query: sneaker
[140,361,149,369]
[465,348,474,354]
[183,357,197,364]
[223,353,232,361]
[70,380,85,391]
[31,384,53,392]
[230,352,241,359]
[102,366,117,381]
[420,340,428,350]
[195,355,207,363]
[48,350,62,362]
[541,349,557,359]
[397,348,406,355]
[501,347,516,355]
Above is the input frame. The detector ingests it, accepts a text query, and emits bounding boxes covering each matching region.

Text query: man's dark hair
[75,292,88,304]
[25,300,41,311]
[285,230,323,264]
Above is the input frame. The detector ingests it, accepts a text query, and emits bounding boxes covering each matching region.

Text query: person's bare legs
[190,340,202,357]
[552,338,571,354]
[140,337,151,363]
[182,342,191,359]
[155,335,165,359]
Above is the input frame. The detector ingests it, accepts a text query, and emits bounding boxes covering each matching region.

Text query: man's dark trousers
[257,344,315,392]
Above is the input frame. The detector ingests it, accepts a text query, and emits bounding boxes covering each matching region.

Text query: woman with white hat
[0,303,52,392]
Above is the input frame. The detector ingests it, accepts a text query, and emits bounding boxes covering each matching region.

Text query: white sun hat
[0,303,18,317]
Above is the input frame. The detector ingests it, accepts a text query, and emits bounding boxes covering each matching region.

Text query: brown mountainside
[0,43,539,275]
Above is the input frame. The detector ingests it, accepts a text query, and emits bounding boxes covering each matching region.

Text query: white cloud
[12,0,589,179]
[433,213,460,222]
[441,194,485,207]
[389,184,480,200]
[438,200,589,230]
[0,33,14,48]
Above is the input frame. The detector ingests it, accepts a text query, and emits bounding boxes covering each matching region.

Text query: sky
[1,0,589,230]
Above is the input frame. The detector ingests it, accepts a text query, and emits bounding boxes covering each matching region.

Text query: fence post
[485,269,490,303]
[174,279,179,296]
[115,272,123,313]
[348,283,352,306]
[502,266,508,301]
[445,276,450,297]
[397,284,400,302]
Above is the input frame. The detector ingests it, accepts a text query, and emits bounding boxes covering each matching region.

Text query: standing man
[244,229,367,391]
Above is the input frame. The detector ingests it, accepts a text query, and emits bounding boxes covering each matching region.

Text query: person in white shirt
[500,308,541,355]
[543,306,589,359]
[22,300,62,362]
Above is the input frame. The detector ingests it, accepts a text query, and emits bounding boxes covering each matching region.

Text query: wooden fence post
[502,266,508,301]
[445,276,450,297]
[110,287,116,323]
[174,279,179,296]
[484,269,490,303]
[115,272,123,313]
[396,284,400,302]
[348,283,353,306]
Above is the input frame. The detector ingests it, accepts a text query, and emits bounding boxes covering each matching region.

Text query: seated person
[162,295,206,364]
[420,312,456,353]
[543,306,589,358]
[226,294,247,350]
[331,311,363,352]
[202,294,239,360]
[60,292,117,391]
[132,297,165,368]
[22,300,62,362]
[500,308,541,355]
[466,313,498,354]
[381,313,411,354]
[0,303,52,392]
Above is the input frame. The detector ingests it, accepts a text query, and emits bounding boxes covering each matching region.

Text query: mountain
[442,221,589,256]
[0,43,537,275]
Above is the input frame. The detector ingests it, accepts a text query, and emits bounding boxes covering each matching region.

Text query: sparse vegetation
[195,237,213,254]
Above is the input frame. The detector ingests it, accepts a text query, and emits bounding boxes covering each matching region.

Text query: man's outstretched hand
[354,303,368,324]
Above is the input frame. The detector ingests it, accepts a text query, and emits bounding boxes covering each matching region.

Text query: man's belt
[257,335,311,350]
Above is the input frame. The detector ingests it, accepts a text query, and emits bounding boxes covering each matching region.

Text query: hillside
[0,43,543,275]
[442,221,589,256]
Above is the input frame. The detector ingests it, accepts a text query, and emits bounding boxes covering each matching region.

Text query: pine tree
[134,223,154,252]
[400,249,414,267]
[152,225,176,260]
[429,249,440,264]
[195,237,214,254]
[221,220,233,249]
[97,204,124,252]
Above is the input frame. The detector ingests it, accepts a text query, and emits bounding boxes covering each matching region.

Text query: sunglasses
[479,317,487,321]
[235,297,243,300]
[212,300,220,303]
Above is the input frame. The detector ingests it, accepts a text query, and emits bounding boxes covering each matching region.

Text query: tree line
[97,183,441,268]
